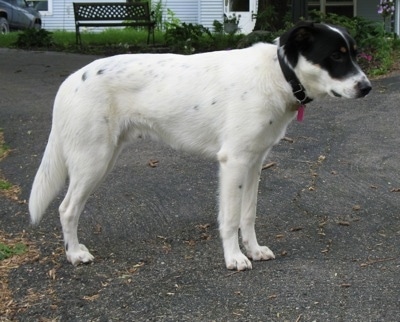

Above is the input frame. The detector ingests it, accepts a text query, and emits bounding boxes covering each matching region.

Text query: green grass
[0,32,18,47]
[0,28,166,49]
[0,180,12,190]
[0,242,27,260]
[84,28,164,45]
[0,128,9,159]
[54,28,165,47]
[0,28,240,52]
[0,143,8,159]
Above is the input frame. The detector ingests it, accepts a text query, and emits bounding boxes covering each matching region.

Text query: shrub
[14,28,53,48]
[165,22,213,54]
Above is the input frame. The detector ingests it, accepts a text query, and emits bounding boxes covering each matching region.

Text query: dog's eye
[330,51,343,62]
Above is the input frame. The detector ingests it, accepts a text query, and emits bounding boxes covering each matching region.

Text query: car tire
[0,17,10,35]
[0,17,10,34]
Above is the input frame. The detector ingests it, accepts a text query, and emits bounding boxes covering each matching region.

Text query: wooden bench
[73,2,156,47]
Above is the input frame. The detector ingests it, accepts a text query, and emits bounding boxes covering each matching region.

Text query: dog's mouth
[331,90,342,98]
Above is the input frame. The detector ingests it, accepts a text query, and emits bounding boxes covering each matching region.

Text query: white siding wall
[163,0,199,24]
[356,0,381,22]
[162,0,223,31]
[200,0,223,31]
[41,0,72,30]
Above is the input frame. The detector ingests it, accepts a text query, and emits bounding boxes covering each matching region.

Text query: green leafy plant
[165,22,213,54]
[213,20,223,33]
[223,14,241,35]
[252,5,276,31]
[151,0,164,30]
[0,242,27,260]
[224,13,240,24]
[377,1,395,19]
[164,8,181,31]
[0,180,12,190]
[14,28,53,48]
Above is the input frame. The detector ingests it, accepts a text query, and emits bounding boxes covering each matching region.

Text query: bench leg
[75,27,82,48]
[147,26,155,45]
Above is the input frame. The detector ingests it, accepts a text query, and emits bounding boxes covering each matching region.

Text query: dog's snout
[358,80,372,97]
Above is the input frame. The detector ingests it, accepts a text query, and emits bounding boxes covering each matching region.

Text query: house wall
[162,0,199,24]
[199,0,223,31]
[356,0,381,22]
[162,0,223,31]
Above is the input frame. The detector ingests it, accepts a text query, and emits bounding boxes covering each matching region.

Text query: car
[0,0,41,34]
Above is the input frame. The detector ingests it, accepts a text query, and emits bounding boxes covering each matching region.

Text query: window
[225,0,250,12]
[308,0,356,18]
[28,0,51,14]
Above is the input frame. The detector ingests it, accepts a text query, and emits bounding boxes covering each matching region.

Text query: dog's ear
[277,22,317,67]
[278,21,315,48]
[293,26,314,43]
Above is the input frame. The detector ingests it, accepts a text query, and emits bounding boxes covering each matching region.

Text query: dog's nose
[358,81,372,97]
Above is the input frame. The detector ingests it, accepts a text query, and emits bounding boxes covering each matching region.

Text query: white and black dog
[29,22,371,270]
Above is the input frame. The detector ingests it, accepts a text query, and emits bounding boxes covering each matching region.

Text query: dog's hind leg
[240,160,275,262]
[59,143,123,265]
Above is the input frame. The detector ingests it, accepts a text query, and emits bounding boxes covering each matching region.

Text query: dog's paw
[247,246,275,261]
[225,252,253,271]
[66,244,94,266]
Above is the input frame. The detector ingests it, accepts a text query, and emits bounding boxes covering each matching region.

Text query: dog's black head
[276,22,371,99]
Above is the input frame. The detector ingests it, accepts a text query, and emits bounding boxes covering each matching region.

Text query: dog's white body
[30,24,371,270]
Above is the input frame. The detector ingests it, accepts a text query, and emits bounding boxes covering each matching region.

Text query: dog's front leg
[218,153,253,270]
[240,161,275,262]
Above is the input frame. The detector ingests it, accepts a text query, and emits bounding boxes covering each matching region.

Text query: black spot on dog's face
[310,27,359,79]
[279,23,360,80]
[97,69,105,75]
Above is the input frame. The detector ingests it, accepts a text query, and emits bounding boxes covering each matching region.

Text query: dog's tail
[29,131,67,225]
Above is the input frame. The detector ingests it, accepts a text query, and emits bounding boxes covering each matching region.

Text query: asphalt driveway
[0,48,399,321]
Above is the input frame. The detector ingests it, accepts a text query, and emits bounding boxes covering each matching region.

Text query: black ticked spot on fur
[211,99,217,105]
[82,71,88,81]
[65,243,69,251]
[97,69,105,75]
[238,185,242,189]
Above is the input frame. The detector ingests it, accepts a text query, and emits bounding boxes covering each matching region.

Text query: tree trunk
[253,0,290,31]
